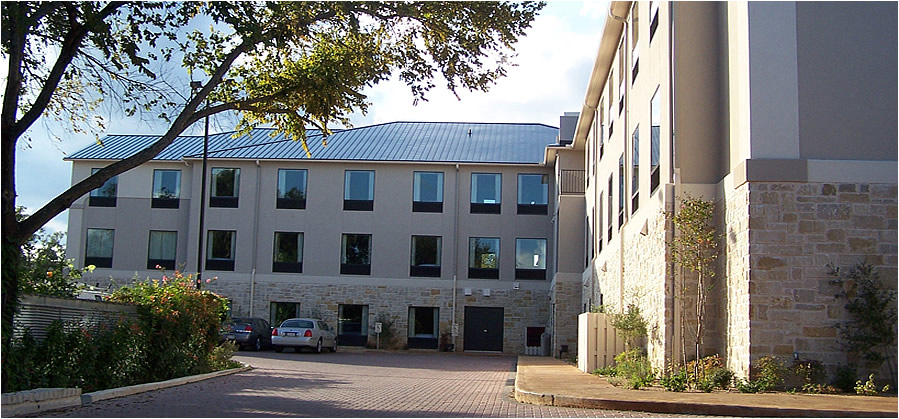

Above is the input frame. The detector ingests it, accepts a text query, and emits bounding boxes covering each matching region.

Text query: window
[277,169,307,209]
[408,307,439,349]
[338,304,369,346]
[607,176,614,241]
[619,155,625,228]
[412,171,444,212]
[651,87,661,193]
[598,193,604,254]
[273,232,303,273]
[618,40,626,115]
[344,170,374,211]
[147,230,177,270]
[341,233,371,275]
[270,302,301,327]
[632,126,640,214]
[210,168,239,208]
[410,235,441,277]
[469,237,500,279]
[649,0,660,42]
[89,168,117,207]
[631,2,640,83]
[206,230,236,271]
[599,99,605,160]
[152,169,181,208]
[85,228,114,268]
[470,173,501,214]
[517,174,548,214]
[515,238,547,280]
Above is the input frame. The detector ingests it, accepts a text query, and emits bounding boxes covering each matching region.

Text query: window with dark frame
[277,169,307,209]
[89,168,118,207]
[468,237,499,279]
[517,174,548,215]
[152,169,181,208]
[273,232,303,273]
[470,173,502,214]
[607,176,614,241]
[341,233,371,275]
[206,230,236,271]
[598,193,604,254]
[410,235,441,277]
[344,170,374,211]
[618,155,625,229]
[270,301,301,327]
[632,126,640,214]
[515,238,546,280]
[85,228,114,268]
[651,87,661,193]
[407,306,439,349]
[210,168,239,208]
[649,1,660,42]
[147,230,177,270]
[631,2,640,83]
[412,171,444,213]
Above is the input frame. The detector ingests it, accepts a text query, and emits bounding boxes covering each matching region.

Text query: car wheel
[274,345,283,353]
[253,337,262,351]
[316,339,322,354]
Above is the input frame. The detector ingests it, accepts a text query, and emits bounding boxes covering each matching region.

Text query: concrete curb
[81,364,252,405]
[513,381,895,418]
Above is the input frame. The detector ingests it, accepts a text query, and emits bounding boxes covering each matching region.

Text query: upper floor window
[517,174,548,215]
[471,173,501,214]
[277,169,307,209]
[631,2,640,83]
[152,169,181,208]
[206,230,236,271]
[599,99,605,160]
[469,237,500,279]
[515,238,547,280]
[341,233,371,275]
[618,155,625,228]
[598,193,604,254]
[210,168,239,208]
[89,168,117,207]
[651,87,661,193]
[147,230,177,270]
[607,176,614,241]
[632,126,640,214]
[618,40,626,115]
[412,171,444,213]
[410,235,441,278]
[85,228,114,268]
[649,1,660,42]
[273,231,304,273]
[344,170,374,211]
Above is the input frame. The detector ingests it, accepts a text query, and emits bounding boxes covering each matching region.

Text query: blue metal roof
[67,122,559,164]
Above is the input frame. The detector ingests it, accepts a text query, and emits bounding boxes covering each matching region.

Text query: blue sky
[13,1,608,237]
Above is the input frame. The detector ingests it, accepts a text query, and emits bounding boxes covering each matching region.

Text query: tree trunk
[1,238,23,393]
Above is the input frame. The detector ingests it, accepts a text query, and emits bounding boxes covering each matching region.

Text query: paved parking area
[41,351,695,417]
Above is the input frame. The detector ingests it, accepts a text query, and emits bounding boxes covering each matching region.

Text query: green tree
[16,206,94,297]
[1,1,544,390]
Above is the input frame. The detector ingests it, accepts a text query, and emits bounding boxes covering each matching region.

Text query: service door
[464,306,504,352]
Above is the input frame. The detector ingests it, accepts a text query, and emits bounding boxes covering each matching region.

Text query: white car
[272,318,337,353]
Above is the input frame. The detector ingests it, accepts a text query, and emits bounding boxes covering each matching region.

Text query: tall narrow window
[618,40,626,115]
[515,238,547,280]
[277,169,307,209]
[469,237,500,279]
[517,174,548,214]
[85,228,114,268]
[408,307,439,349]
[273,232,303,273]
[631,2,640,83]
[412,171,444,213]
[344,170,374,211]
[632,126,640,214]
[206,230,236,271]
[599,99,605,160]
[147,230,177,270]
[598,193,604,254]
[651,87,661,193]
[618,155,625,228]
[470,173,501,214]
[337,304,369,347]
[210,168,239,208]
[152,169,181,208]
[341,233,371,275]
[89,168,118,207]
[649,1,660,42]
[410,235,441,277]
[607,176,614,241]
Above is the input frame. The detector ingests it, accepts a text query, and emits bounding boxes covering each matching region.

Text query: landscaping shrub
[613,349,655,389]
[737,355,788,393]
[660,368,688,392]
[833,363,859,393]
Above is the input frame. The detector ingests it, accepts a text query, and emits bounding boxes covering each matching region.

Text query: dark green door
[463,306,503,352]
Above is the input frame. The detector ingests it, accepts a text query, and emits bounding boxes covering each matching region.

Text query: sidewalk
[514,356,898,417]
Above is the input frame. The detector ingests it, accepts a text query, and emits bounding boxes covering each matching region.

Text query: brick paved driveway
[42,351,692,417]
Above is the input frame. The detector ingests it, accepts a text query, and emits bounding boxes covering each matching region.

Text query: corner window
[517,174,548,215]
[206,230,236,271]
[85,228,114,268]
[147,230,177,270]
[408,307,439,349]
[89,168,118,207]
[410,235,441,278]
[469,237,500,279]
[277,169,307,210]
[341,233,371,275]
[344,170,374,211]
[651,87,661,193]
[470,173,501,214]
[632,126,640,214]
[412,171,444,213]
[273,232,303,273]
[210,168,239,208]
[515,238,547,280]
[152,169,181,208]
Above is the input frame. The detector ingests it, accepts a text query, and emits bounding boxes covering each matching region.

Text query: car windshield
[281,319,314,328]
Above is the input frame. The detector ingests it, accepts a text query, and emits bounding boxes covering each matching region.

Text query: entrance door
[464,306,504,351]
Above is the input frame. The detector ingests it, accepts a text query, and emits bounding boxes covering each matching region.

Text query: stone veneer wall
[551,276,581,358]
[722,182,751,378]
[745,181,897,377]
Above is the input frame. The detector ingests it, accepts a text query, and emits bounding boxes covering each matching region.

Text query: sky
[13,1,609,237]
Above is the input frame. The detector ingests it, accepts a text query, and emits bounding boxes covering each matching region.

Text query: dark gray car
[221,317,272,351]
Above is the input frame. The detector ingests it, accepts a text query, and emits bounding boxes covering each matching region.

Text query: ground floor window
[408,306,439,349]
[270,301,300,327]
[338,304,369,346]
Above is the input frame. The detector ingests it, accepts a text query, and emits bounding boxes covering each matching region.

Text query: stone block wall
[551,275,581,358]
[722,181,752,378]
